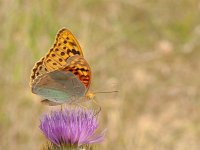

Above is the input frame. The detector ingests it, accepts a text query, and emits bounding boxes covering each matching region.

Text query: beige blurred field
[0,0,200,149]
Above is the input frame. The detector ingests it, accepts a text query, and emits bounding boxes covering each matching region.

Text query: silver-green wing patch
[31,71,87,104]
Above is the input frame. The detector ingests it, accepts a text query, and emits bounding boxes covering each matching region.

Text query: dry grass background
[0,0,200,149]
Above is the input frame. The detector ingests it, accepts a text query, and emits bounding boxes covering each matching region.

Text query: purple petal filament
[39,107,104,146]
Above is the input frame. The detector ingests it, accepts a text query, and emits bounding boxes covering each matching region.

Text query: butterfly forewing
[43,28,83,71]
[30,28,84,84]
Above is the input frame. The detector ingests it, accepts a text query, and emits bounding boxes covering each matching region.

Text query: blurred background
[0,0,200,149]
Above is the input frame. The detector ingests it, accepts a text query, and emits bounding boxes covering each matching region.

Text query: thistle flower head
[40,106,105,148]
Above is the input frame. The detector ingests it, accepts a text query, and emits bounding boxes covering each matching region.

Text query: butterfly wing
[32,71,87,104]
[43,28,84,71]
[64,55,91,89]
[30,28,84,84]
[30,28,94,104]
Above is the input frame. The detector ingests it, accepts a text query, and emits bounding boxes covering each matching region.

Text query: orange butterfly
[30,28,94,105]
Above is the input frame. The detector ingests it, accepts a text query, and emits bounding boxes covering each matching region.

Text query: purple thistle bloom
[40,106,105,147]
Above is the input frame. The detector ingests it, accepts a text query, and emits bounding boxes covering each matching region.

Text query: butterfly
[30,28,94,105]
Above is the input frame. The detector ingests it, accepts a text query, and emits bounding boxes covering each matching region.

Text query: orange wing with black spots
[64,55,91,89]
[30,28,84,84]
[43,28,83,71]
[30,57,47,84]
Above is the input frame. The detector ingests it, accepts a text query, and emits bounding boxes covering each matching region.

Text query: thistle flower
[40,106,105,149]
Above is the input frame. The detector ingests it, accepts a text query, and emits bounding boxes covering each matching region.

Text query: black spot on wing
[67,49,80,55]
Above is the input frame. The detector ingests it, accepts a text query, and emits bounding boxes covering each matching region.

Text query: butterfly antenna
[93,90,119,94]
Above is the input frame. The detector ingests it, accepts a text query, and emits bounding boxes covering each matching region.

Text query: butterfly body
[30,28,93,105]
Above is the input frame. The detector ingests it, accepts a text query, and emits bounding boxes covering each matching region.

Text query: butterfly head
[86,91,95,100]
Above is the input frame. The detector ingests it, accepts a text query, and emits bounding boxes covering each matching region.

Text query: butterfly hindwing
[32,71,87,104]
[64,55,91,88]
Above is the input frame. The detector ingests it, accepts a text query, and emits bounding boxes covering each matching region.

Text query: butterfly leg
[71,96,88,110]
[91,99,101,116]
[77,97,101,116]
[75,102,88,110]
